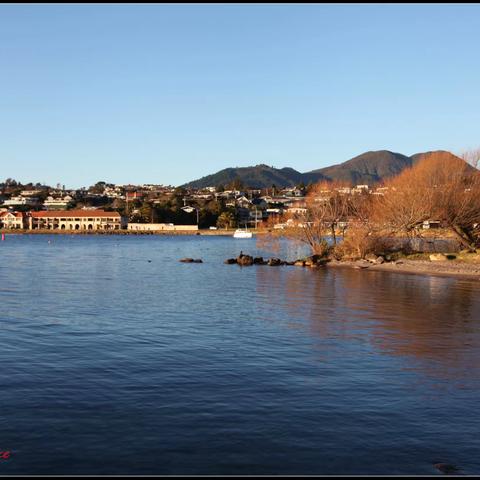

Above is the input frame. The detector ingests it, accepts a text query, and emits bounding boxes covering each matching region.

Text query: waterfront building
[0,211,27,229]
[127,223,198,232]
[249,209,265,223]
[29,209,126,230]
[422,220,441,229]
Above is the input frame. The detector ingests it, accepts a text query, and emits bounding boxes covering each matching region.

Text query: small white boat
[233,228,253,239]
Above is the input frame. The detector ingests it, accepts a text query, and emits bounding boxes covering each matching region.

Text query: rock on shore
[430,253,448,262]
[237,254,254,266]
[224,253,328,268]
[267,258,283,266]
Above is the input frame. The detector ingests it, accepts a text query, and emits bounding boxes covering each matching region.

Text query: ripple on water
[0,235,480,475]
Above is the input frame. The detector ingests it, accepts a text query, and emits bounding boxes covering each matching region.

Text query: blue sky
[1,4,480,188]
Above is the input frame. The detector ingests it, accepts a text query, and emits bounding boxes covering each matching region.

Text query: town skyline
[2,147,470,191]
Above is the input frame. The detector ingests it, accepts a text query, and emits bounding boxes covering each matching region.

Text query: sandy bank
[327,258,480,281]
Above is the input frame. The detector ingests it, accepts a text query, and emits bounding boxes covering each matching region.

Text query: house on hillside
[43,195,74,210]
[2,196,39,207]
[281,187,305,197]
[235,195,252,208]
[126,191,145,202]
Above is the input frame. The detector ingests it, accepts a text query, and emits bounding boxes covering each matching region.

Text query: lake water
[1,234,480,475]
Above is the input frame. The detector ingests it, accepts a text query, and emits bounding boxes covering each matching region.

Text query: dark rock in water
[268,257,282,266]
[192,259,203,263]
[180,258,194,263]
[303,255,327,267]
[224,258,237,264]
[237,254,254,266]
[253,257,264,264]
[433,463,459,474]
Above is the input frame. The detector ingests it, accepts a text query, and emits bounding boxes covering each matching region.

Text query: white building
[43,195,74,210]
[0,211,27,229]
[127,223,198,232]
[2,196,39,207]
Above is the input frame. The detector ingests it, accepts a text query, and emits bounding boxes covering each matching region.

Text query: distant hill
[182,164,325,189]
[306,150,413,185]
[182,150,461,189]
[410,150,457,164]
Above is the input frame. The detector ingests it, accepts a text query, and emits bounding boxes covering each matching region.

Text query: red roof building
[28,209,126,231]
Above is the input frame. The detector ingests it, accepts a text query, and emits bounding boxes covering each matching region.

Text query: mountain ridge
[182,150,459,189]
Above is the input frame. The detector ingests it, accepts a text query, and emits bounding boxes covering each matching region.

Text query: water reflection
[2,235,480,474]
[255,267,480,384]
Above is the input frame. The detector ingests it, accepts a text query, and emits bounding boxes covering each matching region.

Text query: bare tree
[461,148,480,169]
[374,151,480,250]
[427,152,480,250]
[372,166,435,237]
[256,182,350,256]
[281,182,354,255]
[260,148,480,259]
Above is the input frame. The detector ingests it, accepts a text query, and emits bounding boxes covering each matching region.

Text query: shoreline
[326,258,480,281]
[3,230,480,281]
[0,229,269,236]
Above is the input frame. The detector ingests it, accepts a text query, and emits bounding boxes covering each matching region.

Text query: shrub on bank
[332,225,394,261]
[312,239,332,258]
